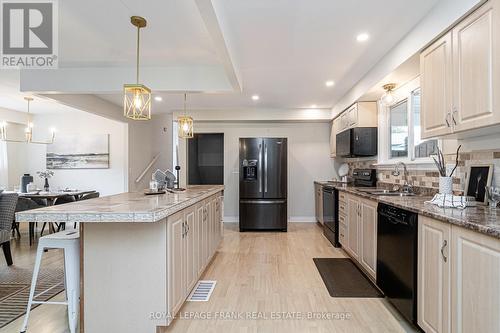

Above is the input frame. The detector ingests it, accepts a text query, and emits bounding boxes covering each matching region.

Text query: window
[379,79,438,164]
[389,100,408,158]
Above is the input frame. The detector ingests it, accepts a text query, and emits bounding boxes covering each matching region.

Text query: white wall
[1,109,128,196]
[179,121,336,222]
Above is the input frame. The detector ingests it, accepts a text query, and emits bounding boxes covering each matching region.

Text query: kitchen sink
[356,188,416,196]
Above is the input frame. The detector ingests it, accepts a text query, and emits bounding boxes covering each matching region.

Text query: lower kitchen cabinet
[418,216,451,333]
[344,194,377,280]
[167,194,223,323]
[418,215,500,333]
[314,183,324,224]
[451,225,500,333]
[346,194,360,260]
[359,198,377,278]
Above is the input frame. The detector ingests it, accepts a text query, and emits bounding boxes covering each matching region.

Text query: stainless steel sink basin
[356,188,416,196]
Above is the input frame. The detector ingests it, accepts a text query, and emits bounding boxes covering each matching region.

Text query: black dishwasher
[376,203,418,325]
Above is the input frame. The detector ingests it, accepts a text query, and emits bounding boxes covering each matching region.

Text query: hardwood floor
[1,223,414,333]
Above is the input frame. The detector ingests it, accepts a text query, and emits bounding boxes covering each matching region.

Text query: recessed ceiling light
[251,95,260,101]
[310,104,317,108]
[356,33,370,42]
[154,96,162,101]
[325,80,335,87]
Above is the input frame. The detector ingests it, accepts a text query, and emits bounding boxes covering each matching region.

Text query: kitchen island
[16,185,224,333]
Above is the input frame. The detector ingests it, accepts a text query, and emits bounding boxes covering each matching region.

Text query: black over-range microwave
[336,127,377,157]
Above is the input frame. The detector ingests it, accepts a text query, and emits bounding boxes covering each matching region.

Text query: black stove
[352,169,377,187]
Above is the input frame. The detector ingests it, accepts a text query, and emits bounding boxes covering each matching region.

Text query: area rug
[0,266,65,328]
[313,258,383,298]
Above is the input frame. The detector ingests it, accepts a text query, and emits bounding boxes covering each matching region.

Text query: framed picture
[465,164,493,204]
[46,134,110,169]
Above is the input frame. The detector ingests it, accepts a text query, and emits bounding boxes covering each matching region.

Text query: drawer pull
[441,240,448,263]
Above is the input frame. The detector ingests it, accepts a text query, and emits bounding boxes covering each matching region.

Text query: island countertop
[15,185,224,223]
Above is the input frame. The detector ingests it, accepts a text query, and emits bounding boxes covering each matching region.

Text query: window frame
[376,76,441,168]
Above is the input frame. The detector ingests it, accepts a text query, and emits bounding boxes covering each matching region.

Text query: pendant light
[381,83,397,106]
[123,16,151,120]
[177,94,194,139]
[0,97,56,144]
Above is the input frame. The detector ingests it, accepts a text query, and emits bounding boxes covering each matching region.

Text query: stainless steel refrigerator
[239,138,287,231]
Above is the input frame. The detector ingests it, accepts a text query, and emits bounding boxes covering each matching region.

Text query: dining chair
[15,197,44,246]
[0,192,18,266]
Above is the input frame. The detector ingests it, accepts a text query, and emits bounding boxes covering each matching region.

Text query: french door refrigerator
[239,138,287,231]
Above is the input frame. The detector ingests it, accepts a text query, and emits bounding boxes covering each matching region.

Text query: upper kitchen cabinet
[420,33,453,138]
[452,1,500,132]
[330,118,339,157]
[420,0,500,139]
[338,102,378,132]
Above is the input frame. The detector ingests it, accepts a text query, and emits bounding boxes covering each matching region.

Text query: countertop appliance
[239,138,287,231]
[322,186,339,247]
[323,169,377,248]
[336,127,377,157]
[377,203,418,325]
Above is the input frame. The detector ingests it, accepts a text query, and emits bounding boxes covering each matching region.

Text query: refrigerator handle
[264,143,268,193]
[258,143,262,193]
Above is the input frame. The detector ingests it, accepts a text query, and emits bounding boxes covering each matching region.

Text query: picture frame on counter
[465,164,493,204]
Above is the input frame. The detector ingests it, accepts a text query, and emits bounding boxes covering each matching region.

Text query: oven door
[322,187,339,247]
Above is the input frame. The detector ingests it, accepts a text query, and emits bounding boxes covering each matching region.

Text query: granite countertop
[315,180,500,239]
[15,185,224,224]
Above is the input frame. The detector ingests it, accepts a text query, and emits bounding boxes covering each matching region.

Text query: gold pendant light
[178,94,194,138]
[381,83,397,106]
[124,16,151,120]
[0,97,55,144]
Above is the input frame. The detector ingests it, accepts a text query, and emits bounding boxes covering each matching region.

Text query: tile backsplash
[344,149,500,195]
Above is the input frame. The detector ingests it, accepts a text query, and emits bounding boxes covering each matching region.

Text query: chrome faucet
[392,162,413,193]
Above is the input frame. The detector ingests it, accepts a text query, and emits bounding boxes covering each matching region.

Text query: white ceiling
[3,0,441,115]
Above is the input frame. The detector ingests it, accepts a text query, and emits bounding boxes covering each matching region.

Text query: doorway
[187,133,224,185]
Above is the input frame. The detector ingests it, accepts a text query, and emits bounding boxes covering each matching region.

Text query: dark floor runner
[313,258,383,298]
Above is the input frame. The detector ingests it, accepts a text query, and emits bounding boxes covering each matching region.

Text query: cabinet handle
[452,108,458,125]
[441,240,448,262]
[182,222,185,238]
[445,113,451,127]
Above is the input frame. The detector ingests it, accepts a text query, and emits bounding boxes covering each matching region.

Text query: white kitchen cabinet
[196,202,205,276]
[185,207,197,293]
[420,0,500,138]
[337,102,378,133]
[451,225,500,333]
[314,183,324,224]
[418,216,451,333]
[420,32,454,139]
[452,1,500,133]
[168,210,186,315]
[359,198,377,279]
[329,118,339,157]
[346,194,360,260]
[204,199,211,265]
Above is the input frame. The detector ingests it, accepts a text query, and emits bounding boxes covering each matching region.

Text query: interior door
[239,138,263,198]
[263,138,287,199]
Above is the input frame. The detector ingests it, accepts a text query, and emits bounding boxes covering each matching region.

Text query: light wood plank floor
[1,223,414,333]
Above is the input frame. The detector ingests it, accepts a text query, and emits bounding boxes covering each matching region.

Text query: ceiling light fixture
[0,97,56,144]
[251,95,260,101]
[154,96,163,102]
[356,33,370,42]
[177,94,194,139]
[123,16,151,121]
[325,80,335,87]
[381,83,397,106]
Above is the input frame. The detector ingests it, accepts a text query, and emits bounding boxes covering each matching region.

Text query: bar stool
[20,230,80,333]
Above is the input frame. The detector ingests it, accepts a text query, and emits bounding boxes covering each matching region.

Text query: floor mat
[313,258,383,298]
[0,267,65,328]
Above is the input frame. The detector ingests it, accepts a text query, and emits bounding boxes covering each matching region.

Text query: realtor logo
[1,0,58,68]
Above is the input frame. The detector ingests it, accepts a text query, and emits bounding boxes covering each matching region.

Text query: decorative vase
[44,177,50,192]
[439,176,453,195]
